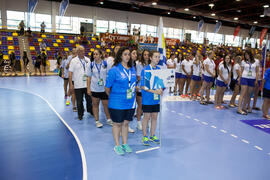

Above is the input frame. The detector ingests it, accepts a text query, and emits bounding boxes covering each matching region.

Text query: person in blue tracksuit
[105,47,137,155]
[141,51,163,145]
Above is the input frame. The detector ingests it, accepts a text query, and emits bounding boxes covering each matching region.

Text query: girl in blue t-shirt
[141,51,163,145]
[105,47,137,155]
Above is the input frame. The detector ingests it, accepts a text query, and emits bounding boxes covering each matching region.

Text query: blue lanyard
[79,58,85,72]
[123,68,131,88]
[95,62,102,78]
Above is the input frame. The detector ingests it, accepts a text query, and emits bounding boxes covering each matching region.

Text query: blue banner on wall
[27,0,38,27]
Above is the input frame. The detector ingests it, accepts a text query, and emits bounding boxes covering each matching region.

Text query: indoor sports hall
[0,0,270,180]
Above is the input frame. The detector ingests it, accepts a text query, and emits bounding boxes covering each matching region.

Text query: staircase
[18,36,34,72]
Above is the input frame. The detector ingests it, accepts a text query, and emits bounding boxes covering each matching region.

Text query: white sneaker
[96,121,103,128]
[128,126,135,133]
[107,119,113,126]
[137,121,142,130]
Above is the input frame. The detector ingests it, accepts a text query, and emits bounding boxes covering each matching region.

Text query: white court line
[220,129,227,133]
[201,121,208,125]
[211,125,217,129]
[230,134,238,138]
[1,87,87,180]
[171,110,176,113]
[241,139,250,144]
[186,115,191,119]
[178,113,183,116]
[136,146,160,154]
[268,153,270,156]
[193,118,200,122]
[254,146,263,151]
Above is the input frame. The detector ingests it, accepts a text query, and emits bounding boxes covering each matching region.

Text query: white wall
[1,0,257,38]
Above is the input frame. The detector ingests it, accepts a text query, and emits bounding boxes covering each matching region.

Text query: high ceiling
[51,0,270,30]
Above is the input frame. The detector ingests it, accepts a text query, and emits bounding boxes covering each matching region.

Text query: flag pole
[261,34,268,97]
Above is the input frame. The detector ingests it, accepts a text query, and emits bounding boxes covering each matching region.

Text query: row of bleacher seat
[0,31,21,60]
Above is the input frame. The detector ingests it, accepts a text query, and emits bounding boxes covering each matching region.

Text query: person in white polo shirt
[69,46,93,120]
[87,49,112,128]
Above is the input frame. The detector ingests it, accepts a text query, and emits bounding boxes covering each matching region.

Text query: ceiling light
[254,21,258,24]
[152,2,157,6]
[168,12,171,15]
[216,20,218,22]
[209,3,215,8]
[211,13,216,16]
[236,0,241,1]
[260,14,265,17]
[184,8,189,11]
[193,16,196,19]
[263,5,269,8]
[100,1,103,5]
[236,10,241,13]
[234,17,239,20]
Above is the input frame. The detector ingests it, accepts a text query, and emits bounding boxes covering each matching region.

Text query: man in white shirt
[69,46,93,120]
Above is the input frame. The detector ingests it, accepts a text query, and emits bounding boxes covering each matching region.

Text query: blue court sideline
[1,76,270,180]
[0,88,83,180]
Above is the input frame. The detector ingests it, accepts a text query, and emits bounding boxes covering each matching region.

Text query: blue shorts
[216,79,227,87]
[176,72,182,79]
[240,78,255,87]
[203,75,215,83]
[258,80,262,87]
[181,74,187,79]
[191,75,201,81]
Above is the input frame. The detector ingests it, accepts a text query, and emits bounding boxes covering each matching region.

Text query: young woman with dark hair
[105,47,137,155]
[215,54,232,109]
[174,53,183,95]
[229,55,242,107]
[237,50,259,115]
[87,49,112,128]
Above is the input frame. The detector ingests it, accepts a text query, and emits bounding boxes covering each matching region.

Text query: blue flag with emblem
[157,17,167,69]
[27,0,38,27]
[214,21,222,34]
[198,19,204,35]
[59,0,69,25]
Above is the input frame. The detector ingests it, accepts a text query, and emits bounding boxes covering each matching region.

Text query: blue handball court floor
[0,76,270,180]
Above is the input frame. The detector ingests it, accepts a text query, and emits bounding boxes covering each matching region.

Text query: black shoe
[78,115,83,120]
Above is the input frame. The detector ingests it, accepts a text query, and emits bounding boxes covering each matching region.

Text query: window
[109,21,127,34]
[29,13,52,32]
[96,20,109,33]
[133,24,157,37]
[7,10,25,29]
[207,33,224,45]
[225,35,242,47]
[56,16,72,33]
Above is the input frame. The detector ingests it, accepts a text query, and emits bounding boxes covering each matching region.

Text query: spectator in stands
[69,45,93,120]
[40,41,47,52]
[22,51,31,76]
[0,50,3,76]
[19,20,25,36]
[9,52,17,76]
[40,21,46,33]
[34,54,42,76]
[26,27,32,37]
[41,52,47,76]
[80,25,85,36]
